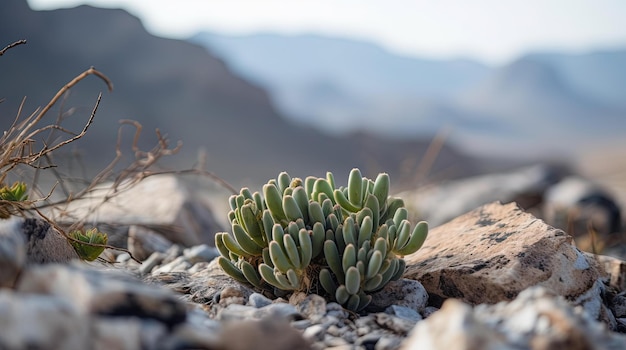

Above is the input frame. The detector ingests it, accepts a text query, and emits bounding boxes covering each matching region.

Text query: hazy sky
[28,0,626,64]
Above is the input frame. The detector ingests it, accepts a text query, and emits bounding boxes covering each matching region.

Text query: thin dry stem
[0,39,26,56]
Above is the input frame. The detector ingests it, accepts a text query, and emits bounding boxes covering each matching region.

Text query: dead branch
[32,92,100,156]
[13,67,112,147]
[0,39,26,56]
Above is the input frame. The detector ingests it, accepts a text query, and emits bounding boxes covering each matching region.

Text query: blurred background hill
[191,32,626,158]
[2,0,625,191]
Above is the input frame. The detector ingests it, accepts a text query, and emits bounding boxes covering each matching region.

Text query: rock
[573,278,617,329]
[248,292,273,308]
[254,302,302,321]
[368,278,428,312]
[303,324,326,342]
[374,313,417,334]
[0,217,79,269]
[152,256,192,274]
[402,164,566,226]
[217,304,257,321]
[611,292,626,318]
[218,319,311,350]
[385,305,422,323]
[0,217,26,287]
[402,286,626,350]
[128,225,173,261]
[587,253,626,290]
[183,244,219,263]
[16,262,187,327]
[295,294,327,323]
[405,202,600,306]
[139,251,166,275]
[23,218,80,264]
[145,258,255,307]
[50,174,225,247]
[401,298,519,350]
[0,261,224,349]
[0,290,90,349]
[544,176,622,239]
[91,317,167,350]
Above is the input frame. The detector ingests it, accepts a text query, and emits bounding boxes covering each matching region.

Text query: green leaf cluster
[215,168,428,311]
[0,181,28,202]
[0,181,29,219]
[68,228,108,261]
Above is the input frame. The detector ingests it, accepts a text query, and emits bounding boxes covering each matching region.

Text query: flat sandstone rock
[404,201,600,305]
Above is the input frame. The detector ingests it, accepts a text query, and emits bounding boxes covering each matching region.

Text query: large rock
[401,286,626,350]
[543,176,623,253]
[17,262,188,326]
[0,216,78,287]
[50,174,227,248]
[405,202,600,306]
[0,262,221,349]
[0,217,26,287]
[402,164,566,226]
[0,290,91,349]
[21,218,80,264]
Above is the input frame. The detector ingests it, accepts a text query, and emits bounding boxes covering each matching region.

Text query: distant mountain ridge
[190,32,490,99]
[526,50,626,109]
[190,31,626,158]
[0,0,481,187]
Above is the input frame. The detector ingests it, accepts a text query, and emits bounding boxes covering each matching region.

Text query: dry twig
[0,39,26,56]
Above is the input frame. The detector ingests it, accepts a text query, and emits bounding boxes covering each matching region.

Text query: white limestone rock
[402,286,626,350]
[405,202,600,306]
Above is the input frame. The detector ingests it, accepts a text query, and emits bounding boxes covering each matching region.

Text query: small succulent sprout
[68,228,108,261]
[0,181,29,202]
[215,168,429,312]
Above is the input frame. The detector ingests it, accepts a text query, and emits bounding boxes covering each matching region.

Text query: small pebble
[303,324,326,341]
[375,335,403,350]
[255,303,302,321]
[217,304,256,321]
[326,325,342,337]
[183,244,218,263]
[291,319,312,330]
[297,294,327,322]
[116,253,131,263]
[187,262,209,274]
[356,333,382,348]
[139,252,165,275]
[421,306,439,318]
[324,336,349,347]
[375,313,416,334]
[248,293,273,308]
[385,305,422,322]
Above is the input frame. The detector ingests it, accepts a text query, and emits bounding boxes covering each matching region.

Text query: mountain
[189,31,626,159]
[0,0,482,188]
[527,49,626,109]
[457,58,626,155]
[190,32,490,99]
[189,32,491,135]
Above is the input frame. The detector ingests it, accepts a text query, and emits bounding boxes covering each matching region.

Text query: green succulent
[0,181,28,202]
[215,168,428,311]
[0,181,29,219]
[68,228,108,261]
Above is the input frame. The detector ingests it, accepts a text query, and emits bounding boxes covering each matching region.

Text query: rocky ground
[1,169,626,349]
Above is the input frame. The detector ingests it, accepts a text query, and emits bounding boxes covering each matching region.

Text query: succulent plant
[0,181,29,219]
[0,181,28,202]
[215,168,428,311]
[68,228,108,261]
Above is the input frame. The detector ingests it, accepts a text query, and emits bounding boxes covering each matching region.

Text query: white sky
[28,0,626,64]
